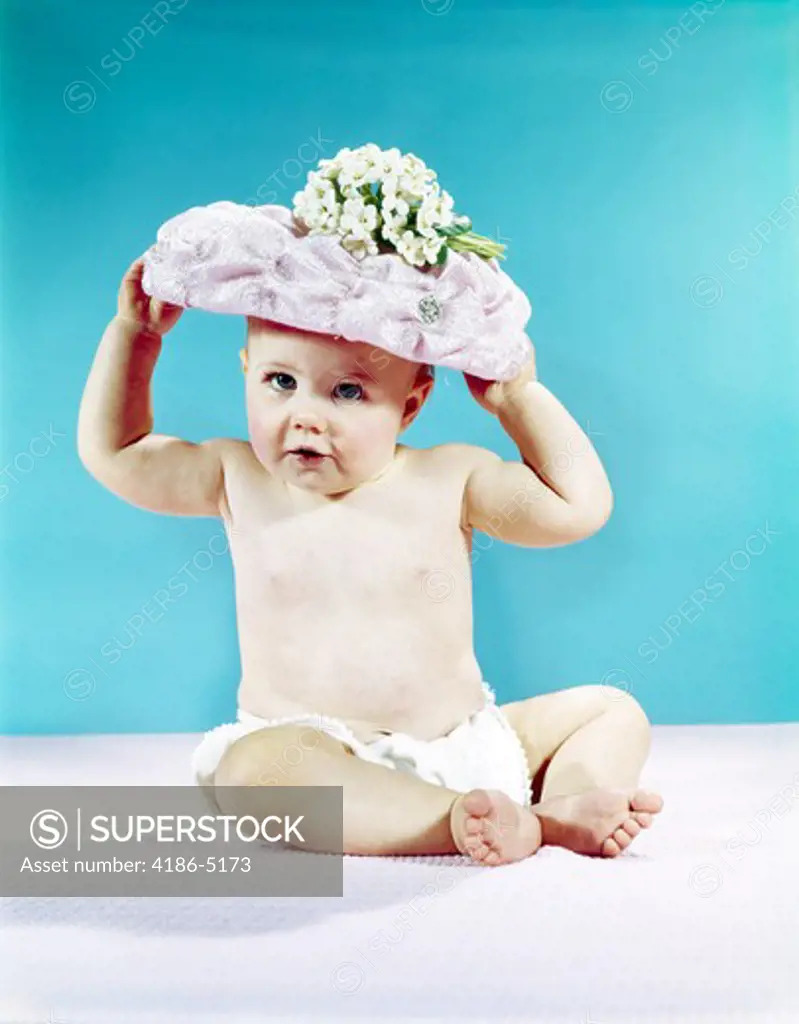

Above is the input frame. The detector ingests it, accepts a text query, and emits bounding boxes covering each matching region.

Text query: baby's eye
[333,380,365,402]
[263,372,296,392]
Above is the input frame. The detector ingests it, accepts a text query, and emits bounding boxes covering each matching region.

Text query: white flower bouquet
[291,143,506,269]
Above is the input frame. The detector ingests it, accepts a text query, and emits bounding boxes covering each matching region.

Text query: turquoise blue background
[2,0,797,735]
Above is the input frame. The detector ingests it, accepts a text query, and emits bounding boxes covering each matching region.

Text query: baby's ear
[417,363,435,391]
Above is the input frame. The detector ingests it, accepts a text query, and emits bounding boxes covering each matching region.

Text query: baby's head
[240,317,435,496]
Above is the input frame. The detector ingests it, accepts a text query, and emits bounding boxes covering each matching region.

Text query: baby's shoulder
[217,437,255,456]
[212,437,255,475]
[211,438,262,519]
[410,441,498,478]
[406,444,498,531]
[405,443,500,509]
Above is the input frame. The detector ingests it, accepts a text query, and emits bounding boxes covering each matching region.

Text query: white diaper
[191,682,532,810]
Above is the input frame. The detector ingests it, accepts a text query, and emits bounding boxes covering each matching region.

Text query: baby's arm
[77,256,227,517]
[462,370,614,547]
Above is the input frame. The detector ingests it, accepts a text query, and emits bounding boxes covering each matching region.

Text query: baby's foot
[450,788,542,866]
[534,788,663,857]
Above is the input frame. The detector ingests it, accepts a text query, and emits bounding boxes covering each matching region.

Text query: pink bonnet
[141,198,533,382]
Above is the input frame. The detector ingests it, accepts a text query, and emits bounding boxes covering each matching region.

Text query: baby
[77,255,663,867]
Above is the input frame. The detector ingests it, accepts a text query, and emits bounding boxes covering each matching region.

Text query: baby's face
[242,319,433,496]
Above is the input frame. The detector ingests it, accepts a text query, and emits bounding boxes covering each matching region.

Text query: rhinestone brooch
[417,295,442,325]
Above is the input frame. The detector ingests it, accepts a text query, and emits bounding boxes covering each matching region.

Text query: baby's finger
[122,255,146,284]
[160,300,184,319]
[119,256,147,301]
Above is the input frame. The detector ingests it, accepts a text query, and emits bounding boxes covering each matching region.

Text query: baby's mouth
[288,447,329,464]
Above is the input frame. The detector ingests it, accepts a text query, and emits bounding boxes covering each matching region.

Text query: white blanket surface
[1,723,796,1024]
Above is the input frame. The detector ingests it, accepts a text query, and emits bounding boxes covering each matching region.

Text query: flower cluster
[291,143,505,269]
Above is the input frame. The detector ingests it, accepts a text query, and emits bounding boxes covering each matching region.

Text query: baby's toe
[483,849,502,866]
[622,819,641,838]
[463,789,494,817]
[483,820,505,844]
[601,836,622,857]
[465,840,488,861]
[464,817,483,835]
[611,827,633,850]
[631,790,663,814]
[631,811,653,829]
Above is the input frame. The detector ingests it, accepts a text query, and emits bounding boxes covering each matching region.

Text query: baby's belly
[236,604,487,742]
[228,486,485,741]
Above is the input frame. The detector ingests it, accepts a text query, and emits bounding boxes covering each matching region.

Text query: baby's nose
[290,406,327,431]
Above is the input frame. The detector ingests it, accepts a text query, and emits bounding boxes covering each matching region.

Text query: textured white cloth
[2,725,797,1021]
[190,682,532,808]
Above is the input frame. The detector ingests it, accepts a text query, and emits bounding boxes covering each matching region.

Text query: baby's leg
[503,686,653,799]
[212,724,541,863]
[501,686,664,856]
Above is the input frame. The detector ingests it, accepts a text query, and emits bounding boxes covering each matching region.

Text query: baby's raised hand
[116,255,183,336]
[463,350,537,416]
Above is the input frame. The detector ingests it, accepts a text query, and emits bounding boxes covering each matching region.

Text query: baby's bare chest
[231,507,468,605]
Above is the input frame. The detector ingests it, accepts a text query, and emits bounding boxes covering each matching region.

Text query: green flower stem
[446,230,506,260]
